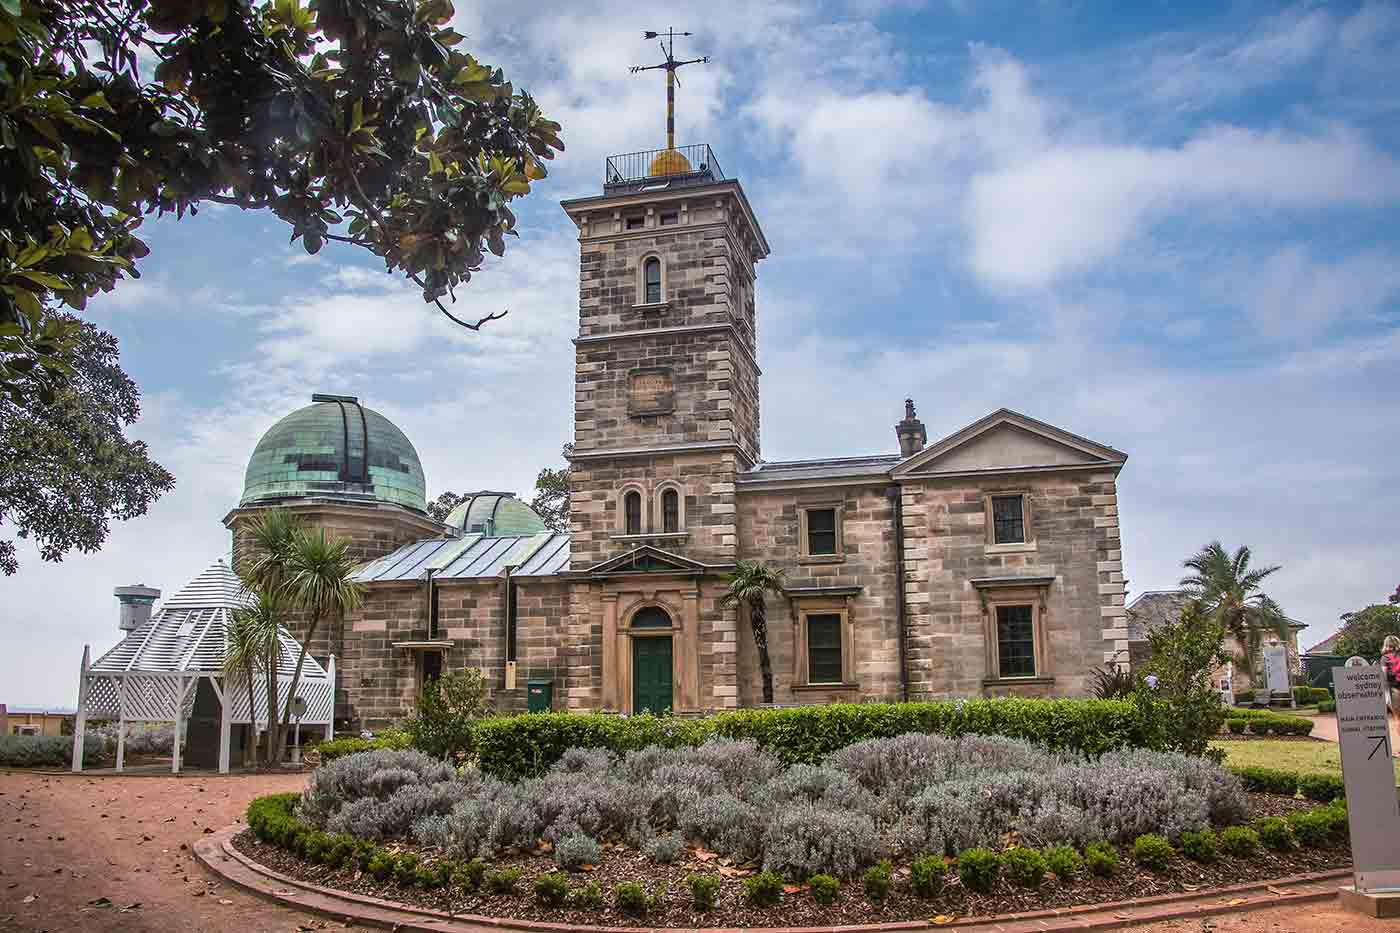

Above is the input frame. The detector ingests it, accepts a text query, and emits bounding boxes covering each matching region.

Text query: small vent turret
[114,584,161,633]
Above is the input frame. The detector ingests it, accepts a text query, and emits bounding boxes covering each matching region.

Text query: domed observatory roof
[444,491,548,536]
[240,394,427,512]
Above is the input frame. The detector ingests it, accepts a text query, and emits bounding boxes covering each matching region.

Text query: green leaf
[0,0,20,16]
[15,270,69,289]
[79,92,114,112]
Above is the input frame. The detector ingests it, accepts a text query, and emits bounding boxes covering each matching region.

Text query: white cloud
[1232,244,1400,338]
[967,124,1400,291]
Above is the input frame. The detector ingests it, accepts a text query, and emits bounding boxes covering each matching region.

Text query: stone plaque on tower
[628,367,675,416]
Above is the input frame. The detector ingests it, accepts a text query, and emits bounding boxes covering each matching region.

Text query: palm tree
[237,509,300,595]
[1180,541,1288,678]
[721,560,787,704]
[225,594,282,767]
[276,527,362,762]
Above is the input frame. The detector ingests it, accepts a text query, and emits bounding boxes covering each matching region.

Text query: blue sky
[5,0,1400,706]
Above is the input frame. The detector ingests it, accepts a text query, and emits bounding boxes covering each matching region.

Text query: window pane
[806,508,837,555]
[660,211,679,226]
[644,258,661,303]
[991,495,1025,544]
[996,605,1036,677]
[807,614,843,684]
[624,491,642,534]
[662,489,679,533]
[626,216,644,230]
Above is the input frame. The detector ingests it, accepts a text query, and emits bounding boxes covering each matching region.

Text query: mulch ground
[232,793,1350,929]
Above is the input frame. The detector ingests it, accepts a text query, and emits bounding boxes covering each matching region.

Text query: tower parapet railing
[604,143,724,192]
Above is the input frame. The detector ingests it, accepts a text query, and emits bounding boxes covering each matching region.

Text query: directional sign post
[1334,663,1400,913]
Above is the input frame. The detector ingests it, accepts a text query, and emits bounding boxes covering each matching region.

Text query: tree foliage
[406,665,488,759]
[1180,541,1287,676]
[1332,603,1400,661]
[425,490,463,522]
[528,442,571,533]
[1136,602,1230,757]
[0,313,172,573]
[0,0,563,402]
[721,560,786,705]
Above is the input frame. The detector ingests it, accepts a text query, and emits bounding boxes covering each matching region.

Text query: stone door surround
[600,586,701,714]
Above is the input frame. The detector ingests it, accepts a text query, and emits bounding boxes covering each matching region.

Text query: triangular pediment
[585,545,711,576]
[893,409,1126,477]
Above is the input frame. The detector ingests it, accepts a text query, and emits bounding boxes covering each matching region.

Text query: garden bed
[236,732,1357,929]
[231,805,1350,928]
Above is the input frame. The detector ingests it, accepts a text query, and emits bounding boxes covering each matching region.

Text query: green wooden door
[632,636,673,714]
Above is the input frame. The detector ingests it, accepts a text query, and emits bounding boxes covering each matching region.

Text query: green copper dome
[444,491,548,536]
[240,394,427,512]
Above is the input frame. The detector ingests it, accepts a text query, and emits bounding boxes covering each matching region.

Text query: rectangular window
[625,215,645,230]
[996,605,1036,677]
[806,614,843,684]
[659,211,679,225]
[420,650,443,690]
[805,507,837,556]
[991,495,1025,544]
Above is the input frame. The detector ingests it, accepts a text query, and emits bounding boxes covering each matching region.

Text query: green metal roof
[240,395,426,512]
[443,491,548,537]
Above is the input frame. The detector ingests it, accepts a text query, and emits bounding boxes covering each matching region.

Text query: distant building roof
[353,532,571,583]
[740,454,902,486]
[1127,589,1308,642]
[4,706,77,716]
[1305,632,1340,655]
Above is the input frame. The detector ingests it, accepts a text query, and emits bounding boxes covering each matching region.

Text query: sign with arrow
[1334,664,1400,894]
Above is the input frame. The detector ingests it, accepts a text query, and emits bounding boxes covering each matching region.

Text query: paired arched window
[643,257,662,304]
[661,488,680,533]
[624,490,643,535]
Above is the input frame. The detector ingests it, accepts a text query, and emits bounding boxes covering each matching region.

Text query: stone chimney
[895,398,927,458]
[114,584,160,633]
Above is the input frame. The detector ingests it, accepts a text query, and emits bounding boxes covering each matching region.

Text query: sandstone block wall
[735,484,902,704]
[899,469,1124,698]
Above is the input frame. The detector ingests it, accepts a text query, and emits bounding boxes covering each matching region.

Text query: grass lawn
[1212,738,1400,781]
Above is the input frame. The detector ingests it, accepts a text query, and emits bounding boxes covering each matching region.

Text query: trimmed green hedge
[1222,709,1313,736]
[313,730,411,763]
[1228,764,1347,802]
[472,699,1157,781]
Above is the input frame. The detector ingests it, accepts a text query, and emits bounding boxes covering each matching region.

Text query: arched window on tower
[624,490,642,535]
[644,257,662,304]
[662,488,680,533]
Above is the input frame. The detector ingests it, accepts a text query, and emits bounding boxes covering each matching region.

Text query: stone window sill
[632,301,670,311]
[610,532,688,542]
[798,554,845,565]
[982,676,1055,688]
[792,682,860,693]
[985,540,1038,555]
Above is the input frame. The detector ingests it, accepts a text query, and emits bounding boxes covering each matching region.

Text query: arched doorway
[630,606,673,714]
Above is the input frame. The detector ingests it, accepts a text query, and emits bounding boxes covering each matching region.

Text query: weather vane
[629,29,709,152]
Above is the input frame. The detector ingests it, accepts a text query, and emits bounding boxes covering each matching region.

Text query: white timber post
[211,675,230,774]
[327,654,337,741]
[115,675,127,772]
[70,645,90,773]
[170,675,185,774]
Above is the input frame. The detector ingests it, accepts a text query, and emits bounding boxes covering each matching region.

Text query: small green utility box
[527,678,554,713]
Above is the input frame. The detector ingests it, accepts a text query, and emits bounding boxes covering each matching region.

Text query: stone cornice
[570,440,742,462]
[222,499,447,535]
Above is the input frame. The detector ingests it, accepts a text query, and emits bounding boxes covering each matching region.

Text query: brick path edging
[194,825,1352,933]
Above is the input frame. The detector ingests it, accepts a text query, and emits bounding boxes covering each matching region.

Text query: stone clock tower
[560,144,770,713]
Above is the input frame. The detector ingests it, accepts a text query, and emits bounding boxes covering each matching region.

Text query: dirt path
[0,769,1388,933]
[0,769,347,933]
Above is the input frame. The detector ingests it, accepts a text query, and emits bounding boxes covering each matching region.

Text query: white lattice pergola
[72,559,335,774]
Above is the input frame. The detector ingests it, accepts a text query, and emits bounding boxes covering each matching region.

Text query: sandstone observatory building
[223,144,1131,730]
